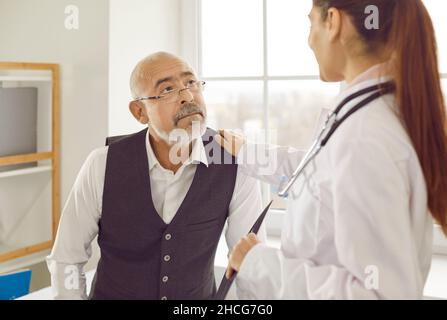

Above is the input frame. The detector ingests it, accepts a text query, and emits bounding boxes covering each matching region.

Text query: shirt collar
[145,128,209,171]
[330,62,393,114]
[190,135,209,167]
[344,61,392,92]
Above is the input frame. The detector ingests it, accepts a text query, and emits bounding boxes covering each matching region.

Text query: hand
[226,233,260,279]
[214,129,246,157]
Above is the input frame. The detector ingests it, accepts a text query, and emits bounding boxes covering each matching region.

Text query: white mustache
[174,104,204,125]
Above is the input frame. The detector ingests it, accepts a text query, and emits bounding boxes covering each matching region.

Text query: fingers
[236,236,254,254]
[218,129,234,140]
[214,134,234,156]
[247,232,259,243]
[214,133,225,148]
[226,233,260,278]
[214,131,225,145]
[215,130,233,145]
[220,129,244,142]
[218,129,226,139]
[214,129,245,157]
[225,264,234,279]
[234,234,260,255]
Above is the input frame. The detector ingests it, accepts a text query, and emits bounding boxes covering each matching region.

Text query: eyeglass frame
[134,80,206,102]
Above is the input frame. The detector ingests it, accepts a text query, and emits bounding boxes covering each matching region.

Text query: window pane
[423,0,447,73]
[201,0,264,77]
[269,81,340,148]
[203,81,264,131]
[267,0,318,76]
[268,80,340,209]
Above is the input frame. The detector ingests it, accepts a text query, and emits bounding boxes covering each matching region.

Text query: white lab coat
[235,74,433,300]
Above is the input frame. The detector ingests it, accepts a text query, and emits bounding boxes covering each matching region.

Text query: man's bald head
[130,52,194,99]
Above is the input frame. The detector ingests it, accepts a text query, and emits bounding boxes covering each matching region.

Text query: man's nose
[179,87,194,104]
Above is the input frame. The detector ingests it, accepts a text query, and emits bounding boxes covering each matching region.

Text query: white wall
[108,0,181,136]
[0,0,185,274]
[0,0,183,213]
[0,0,109,209]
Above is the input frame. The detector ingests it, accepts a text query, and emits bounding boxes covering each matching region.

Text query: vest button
[162,276,169,283]
[161,296,168,300]
[164,255,171,262]
[165,233,172,241]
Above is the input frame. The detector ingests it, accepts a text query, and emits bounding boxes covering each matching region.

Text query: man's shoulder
[106,129,147,147]
[72,146,108,191]
[83,146,109,171]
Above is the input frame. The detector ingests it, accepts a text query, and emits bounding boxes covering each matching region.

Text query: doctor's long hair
[313,0,447,235]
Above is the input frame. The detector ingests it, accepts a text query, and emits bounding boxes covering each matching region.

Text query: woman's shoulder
[330,93,416,163]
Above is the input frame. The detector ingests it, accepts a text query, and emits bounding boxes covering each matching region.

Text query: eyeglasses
[135,80,206,103]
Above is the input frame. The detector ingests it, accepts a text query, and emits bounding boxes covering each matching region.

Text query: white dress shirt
[236,66,433,299]
[47,129,266,300]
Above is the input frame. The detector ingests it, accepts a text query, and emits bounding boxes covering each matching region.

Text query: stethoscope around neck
[277,81,395,198]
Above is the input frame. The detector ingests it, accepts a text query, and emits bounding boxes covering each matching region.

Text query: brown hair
[313,0,447,235]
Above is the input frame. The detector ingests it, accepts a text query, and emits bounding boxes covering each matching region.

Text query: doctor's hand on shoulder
[226,233,260,279]
[214,130,245,158]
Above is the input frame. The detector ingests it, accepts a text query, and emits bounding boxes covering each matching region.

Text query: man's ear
[326,7,342,43]
[129,101,150,124]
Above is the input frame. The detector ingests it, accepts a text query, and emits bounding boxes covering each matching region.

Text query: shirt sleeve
[46,147,107,300]
[236,138,424,299]
[237,142,306,189]
[225,166,267,251]
[235,108,330,188]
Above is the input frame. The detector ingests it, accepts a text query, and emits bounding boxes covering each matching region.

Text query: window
[192,0,447,249]
[423,0,447,253]
[423,0,447,75]
[198,0,340,211]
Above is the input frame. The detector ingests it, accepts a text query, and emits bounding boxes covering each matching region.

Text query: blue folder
[0,269,32,300]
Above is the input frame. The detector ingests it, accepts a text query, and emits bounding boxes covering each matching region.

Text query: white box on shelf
[0,87,38,172]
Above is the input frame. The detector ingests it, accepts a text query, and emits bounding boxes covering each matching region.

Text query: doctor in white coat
[216,0,447,299]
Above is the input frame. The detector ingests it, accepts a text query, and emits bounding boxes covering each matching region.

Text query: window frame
[194,0,322,206]
[182,0,447,255]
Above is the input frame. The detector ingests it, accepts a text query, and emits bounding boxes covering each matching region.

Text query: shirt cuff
[235,243,271,299]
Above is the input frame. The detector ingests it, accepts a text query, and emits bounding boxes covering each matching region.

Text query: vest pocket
[186,217,222,232]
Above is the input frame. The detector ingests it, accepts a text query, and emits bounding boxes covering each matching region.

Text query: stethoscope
[214,80,396,300]
[278,81,395,197]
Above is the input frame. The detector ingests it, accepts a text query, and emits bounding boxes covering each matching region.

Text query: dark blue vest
[89,128,238,300]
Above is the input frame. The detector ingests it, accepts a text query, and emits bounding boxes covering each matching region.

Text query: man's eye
[161,87,175,94]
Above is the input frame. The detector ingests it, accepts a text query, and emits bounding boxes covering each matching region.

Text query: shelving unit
[0,62,60,264]
[0,76,52,82]
[0,166,52,179]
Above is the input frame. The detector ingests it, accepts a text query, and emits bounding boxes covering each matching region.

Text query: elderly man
[46,52,266,300]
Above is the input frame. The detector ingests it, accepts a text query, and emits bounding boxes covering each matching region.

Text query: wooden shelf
[0,166,52,179]
[0,152,52,166]
[0,75,52,82]
[0,250,50,275]
[0,61,60,265]
[0,241,53,264]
